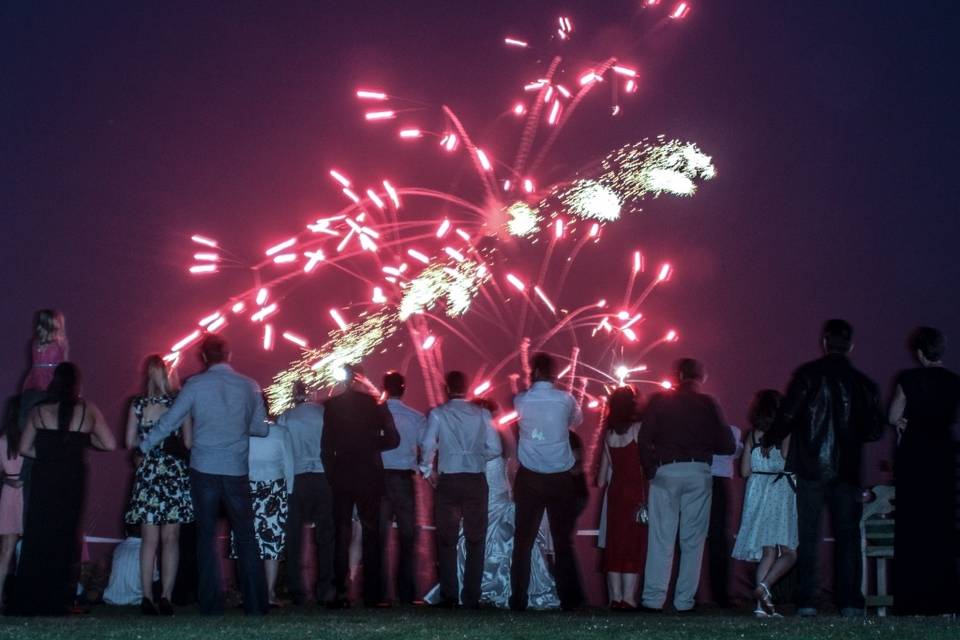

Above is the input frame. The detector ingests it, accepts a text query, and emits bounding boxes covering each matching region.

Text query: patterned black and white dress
[124,395,194,525]
[230,426,294,560]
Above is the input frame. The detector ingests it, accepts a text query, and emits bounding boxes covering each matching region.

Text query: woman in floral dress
[231,423,294,607]
[124,355,194,615]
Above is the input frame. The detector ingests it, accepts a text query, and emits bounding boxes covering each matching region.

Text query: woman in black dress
[888,327,960,615]
[11,363,116,616]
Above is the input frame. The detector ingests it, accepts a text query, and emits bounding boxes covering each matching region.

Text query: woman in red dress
[596,386,648,609]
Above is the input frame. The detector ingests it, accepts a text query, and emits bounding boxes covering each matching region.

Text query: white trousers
[641,462,712,611]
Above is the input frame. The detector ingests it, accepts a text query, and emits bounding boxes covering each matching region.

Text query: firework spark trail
[441,106,498,202]
[566,346,580,393]
[512,56,563,178]
[528,57,618,176]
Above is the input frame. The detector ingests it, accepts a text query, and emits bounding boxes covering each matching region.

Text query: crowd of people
[0,311,957,619]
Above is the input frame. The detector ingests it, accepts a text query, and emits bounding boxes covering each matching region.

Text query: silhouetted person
[140,335,270,616]
[637,358,735,613]
[321,365,399,608]
[888,327,960,615]
[763,319,884,617]
[380,371,426,605]
[510,353,584,611]
[278,380,334,605]
[420,371,501,608]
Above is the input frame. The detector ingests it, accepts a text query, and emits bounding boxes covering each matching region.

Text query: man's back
[278,401,325,474]
[178,363,266,476]
[322,389,398,478]
[425,399,499,474]
[771,354,883,482]
[514,381,582,473]
[383,398,426,470]
[640,384,735,465]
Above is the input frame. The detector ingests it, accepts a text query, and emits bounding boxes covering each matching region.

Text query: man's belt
[658,457,711,466]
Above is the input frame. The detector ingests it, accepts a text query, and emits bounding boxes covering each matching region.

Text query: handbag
[634,502,649,525]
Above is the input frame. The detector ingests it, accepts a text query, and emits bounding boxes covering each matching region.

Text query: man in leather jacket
[763,319,884,617]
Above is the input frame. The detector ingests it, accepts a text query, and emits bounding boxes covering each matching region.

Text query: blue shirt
[382,398,427,471]
[141,363,268,476]
[514,381,583,473]
[420,399,502,476]
[277,401,325,474]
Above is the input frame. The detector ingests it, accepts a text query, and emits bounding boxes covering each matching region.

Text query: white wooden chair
[861,485,895,616]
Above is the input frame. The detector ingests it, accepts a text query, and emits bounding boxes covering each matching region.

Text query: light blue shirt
[248,425,295,493]
[420,399,502,476]
[711,425,743,478]
[277,401,325,474]
[141,363,268,476]
[382,398,427,471]
[514,381,583,473]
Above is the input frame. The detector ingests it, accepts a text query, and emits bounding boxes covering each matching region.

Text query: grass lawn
[0,606,957,640]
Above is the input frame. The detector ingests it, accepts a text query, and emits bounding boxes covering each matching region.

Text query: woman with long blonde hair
[123,355,194,615]
[22,310,68,395]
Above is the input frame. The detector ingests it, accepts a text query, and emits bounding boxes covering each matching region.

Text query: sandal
[753,583,776,617]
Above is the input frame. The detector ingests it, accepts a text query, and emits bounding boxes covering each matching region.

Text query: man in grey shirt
[420,371,502,608]
[277,380,334,605]
[380,371,427,605]
[141,335,269,615]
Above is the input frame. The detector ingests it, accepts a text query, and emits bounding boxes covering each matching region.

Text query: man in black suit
[321,364,400,608]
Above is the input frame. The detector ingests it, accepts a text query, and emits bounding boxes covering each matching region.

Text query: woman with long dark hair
[596,385,648,610]
[0,397,25,610]
[732,389,797,617]
[11,363,116,616]
[889,327,960,615]
[124,355,194,615]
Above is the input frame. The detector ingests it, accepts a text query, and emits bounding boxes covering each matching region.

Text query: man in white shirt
[277,381,334,605]
[380,371,427,605]
[420,371,502,608]
[509,353,584,612]
[707,424,743,608]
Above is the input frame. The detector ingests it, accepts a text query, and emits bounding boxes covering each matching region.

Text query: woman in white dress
[425,402,559,609]
[732,390,797,617]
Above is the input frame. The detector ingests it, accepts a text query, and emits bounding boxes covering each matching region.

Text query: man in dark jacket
[322,364,400,608]
[637,359,736,613]
[763,319,884,617]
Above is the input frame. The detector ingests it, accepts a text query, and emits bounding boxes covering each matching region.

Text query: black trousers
[190,470,268,615]
[330,476,383,605]
[796,478,864,610]
[434,473,488,607]
[285,472,335,602]
[510,466,583,610]
[707,476,731,605]
[380,470,417,603]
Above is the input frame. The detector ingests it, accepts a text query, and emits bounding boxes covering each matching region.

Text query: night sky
[3,1,959,539]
